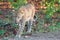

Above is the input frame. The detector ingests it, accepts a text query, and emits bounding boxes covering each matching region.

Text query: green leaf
[11,0,27,10]
[0,30,5,36]
[0,11,2,15]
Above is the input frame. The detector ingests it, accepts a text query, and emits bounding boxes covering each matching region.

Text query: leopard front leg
[16,19,26,37]
[27,19,33,33]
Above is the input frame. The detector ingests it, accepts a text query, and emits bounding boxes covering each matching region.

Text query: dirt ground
[0,31,60,40]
